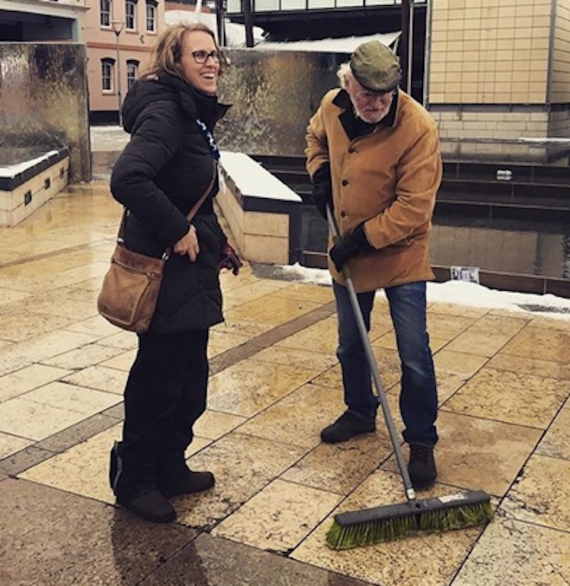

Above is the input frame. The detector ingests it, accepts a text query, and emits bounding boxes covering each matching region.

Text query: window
[100,0,111,27]
[127,60,139,90]
[125,0,137,30]
[146,1,157,33]
[101,58,115,92]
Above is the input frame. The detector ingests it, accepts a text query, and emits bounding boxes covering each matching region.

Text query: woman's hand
[219,242,243,275]
[173,225,200,261]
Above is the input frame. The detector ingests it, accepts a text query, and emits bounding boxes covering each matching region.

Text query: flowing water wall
[217,49,347,156]
[0,43,90,183]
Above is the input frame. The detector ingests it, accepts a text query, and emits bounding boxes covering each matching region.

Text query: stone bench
[218,151,303,265]
[0,147,70,226]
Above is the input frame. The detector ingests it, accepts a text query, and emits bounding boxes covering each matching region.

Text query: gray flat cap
[350,41,402,92]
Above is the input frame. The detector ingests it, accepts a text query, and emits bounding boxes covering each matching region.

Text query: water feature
[0,43,90,226]
[0,43,90,182]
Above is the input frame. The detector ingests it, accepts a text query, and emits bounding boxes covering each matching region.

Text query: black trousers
[115,328,209,496]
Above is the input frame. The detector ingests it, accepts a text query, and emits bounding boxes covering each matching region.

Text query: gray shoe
[321,411,376,444]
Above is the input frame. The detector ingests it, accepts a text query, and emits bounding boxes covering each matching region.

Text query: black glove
[329,223,371,272]
[219,242,243,275]
[311,163,332,220]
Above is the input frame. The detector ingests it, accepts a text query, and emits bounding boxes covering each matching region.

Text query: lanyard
[196,118,220,161]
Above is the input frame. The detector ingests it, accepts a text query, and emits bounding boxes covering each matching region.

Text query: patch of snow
[254,31,401,53]
[278,263,570,320]
[220,152,301,202]
[90,126,129,152]
[278,263,333,286]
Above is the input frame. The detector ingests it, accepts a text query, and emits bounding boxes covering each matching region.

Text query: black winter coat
[110,73,230,333]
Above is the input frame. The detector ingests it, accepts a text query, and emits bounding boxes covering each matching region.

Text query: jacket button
[340,210,347,217]
[341,179,349,186]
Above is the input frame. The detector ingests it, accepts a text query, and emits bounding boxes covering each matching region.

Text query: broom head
[326,490,493,550]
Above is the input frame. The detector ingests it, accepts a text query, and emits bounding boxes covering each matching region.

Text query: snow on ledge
[220,151,301,202]
[254,32,401,53]
[0,150,60,178]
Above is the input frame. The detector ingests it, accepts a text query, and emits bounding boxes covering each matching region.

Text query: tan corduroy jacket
[306,88,442,293]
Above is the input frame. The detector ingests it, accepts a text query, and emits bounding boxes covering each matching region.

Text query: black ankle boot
[158,453,215,499]
[408,443,437,490]
[110,442,176,522]
[116,488,177,523]
[159,469,215,499]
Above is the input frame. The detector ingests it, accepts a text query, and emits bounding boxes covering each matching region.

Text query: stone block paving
[1,183,569,585]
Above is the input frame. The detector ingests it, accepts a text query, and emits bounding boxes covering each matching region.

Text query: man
[305,41,442,489]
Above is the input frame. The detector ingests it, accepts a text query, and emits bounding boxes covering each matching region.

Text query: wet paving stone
[0,479,197,586]
[138,532,374,586]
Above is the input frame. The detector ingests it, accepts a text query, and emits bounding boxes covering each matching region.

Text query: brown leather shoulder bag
[97,167,217,333]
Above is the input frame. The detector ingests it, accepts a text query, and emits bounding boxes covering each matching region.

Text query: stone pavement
[1,182,570,586]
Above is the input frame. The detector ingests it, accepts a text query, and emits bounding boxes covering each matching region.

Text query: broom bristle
[418,501,494,533]
[326,500,494,550]
[326,514,417,550]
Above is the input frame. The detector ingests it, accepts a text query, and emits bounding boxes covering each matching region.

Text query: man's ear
[344,75,357,96]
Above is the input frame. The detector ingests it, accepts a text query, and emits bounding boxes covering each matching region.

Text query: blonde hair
[141,23,226,80]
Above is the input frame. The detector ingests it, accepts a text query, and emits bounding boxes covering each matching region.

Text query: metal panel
[217,48,347,156]
[0,43,90,183]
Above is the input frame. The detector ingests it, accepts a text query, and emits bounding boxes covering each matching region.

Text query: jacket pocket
[382,231,427,254]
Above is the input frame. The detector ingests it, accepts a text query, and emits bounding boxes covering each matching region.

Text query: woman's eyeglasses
[191,50,221,64]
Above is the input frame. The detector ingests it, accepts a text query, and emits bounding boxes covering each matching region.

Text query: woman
[109,23,241,523]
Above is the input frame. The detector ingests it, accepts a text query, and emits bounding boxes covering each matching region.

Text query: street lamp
[215,0,227,47]
[111,20,125,126]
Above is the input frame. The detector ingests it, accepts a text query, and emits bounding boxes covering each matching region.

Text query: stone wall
[432,105,570,162]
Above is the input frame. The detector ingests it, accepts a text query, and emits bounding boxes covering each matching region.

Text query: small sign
[450,266,480,284]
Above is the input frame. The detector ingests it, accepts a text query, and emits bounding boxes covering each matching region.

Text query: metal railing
[226,0,425,14]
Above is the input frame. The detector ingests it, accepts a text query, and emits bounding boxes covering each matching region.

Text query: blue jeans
[333,280,438,446]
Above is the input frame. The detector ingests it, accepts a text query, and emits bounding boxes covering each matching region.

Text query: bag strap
[185,159,218,223]
[117,159,218,258]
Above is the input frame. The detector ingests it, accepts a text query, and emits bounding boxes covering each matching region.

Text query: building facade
[0,0,88,41]
[427,0,570,160]
[84,0,166,123]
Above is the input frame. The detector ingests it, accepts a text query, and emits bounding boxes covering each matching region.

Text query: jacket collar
[333,88,400,138]
[158,73,231,128]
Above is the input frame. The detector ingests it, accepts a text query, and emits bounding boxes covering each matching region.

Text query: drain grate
[517,303,570,314]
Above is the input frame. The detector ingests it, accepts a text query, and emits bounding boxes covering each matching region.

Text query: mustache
[353,104,388,122]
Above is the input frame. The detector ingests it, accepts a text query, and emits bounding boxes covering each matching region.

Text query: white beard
[353,103,389,125]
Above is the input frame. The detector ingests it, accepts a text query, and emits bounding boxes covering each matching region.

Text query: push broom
[325,206,493,550]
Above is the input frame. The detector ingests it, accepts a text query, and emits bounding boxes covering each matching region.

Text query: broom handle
[326,206,416,502]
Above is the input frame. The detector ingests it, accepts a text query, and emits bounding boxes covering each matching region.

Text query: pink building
[84,0,166,123]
